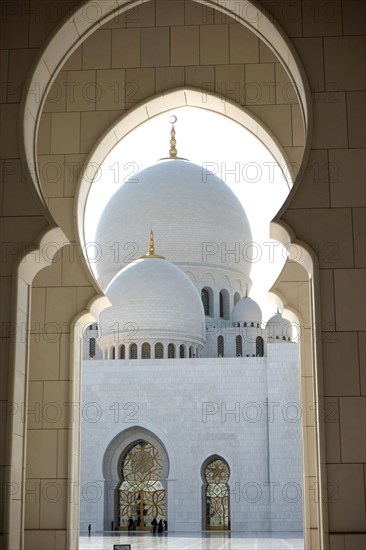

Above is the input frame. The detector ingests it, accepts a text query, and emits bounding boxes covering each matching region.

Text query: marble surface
[79,532,304,549]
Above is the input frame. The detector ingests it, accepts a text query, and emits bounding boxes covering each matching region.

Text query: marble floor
[79,532,304,549]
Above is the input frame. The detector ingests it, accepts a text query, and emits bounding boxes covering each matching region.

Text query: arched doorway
[118,441,166,531]
[202,457,230,531]
[99,426,172,534]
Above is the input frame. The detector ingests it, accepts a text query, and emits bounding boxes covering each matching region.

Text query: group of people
[126,517,167,534]
[151,518,167,533]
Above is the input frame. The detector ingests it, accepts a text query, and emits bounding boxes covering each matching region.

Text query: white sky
[85,106,292,322]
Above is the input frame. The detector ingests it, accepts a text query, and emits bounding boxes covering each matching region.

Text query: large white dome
[94,159,253,290]
[99,256,205,347]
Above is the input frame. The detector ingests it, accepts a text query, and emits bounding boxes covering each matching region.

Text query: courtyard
[79,531,304,550]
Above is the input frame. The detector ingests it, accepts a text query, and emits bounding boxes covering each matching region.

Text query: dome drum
[98,333,205,352]
[100,339,200,360]
[99,256,206,350]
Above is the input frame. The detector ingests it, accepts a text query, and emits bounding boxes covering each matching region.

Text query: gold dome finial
[138,229,165,260]
[148,228,155,255]
[169,115,177,158]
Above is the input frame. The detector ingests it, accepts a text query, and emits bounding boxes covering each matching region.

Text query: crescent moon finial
[169,115,178,158]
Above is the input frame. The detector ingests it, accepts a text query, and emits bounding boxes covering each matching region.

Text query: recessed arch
[217,335,225,357]
[155,342,164,359]
[202,272,216,285]
[101,426,173,532]
[167,343,175,359]
[236,335,243,356]
[201,286,214,317]
[119,344,125,360]
[219,289,230,320]
[9,2,329,548]
[201,455,231,531]
[200,454,231,482]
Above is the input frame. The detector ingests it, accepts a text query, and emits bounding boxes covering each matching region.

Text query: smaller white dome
[232,296,262,323]
[266,312,293,341]
[99,256,205,347]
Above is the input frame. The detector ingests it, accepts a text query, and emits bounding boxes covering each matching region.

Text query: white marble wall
[80,345,302,533]
[267,345,303,531]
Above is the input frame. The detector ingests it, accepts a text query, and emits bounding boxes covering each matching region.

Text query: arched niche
[201,286,214,317]
[101,426,173,531]
[200,455,231,531]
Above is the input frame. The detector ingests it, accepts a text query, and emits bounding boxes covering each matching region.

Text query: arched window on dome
[217,335,224,357]
[189,346,195,358]
[119,345,125,360]
[130,343,137,359]
[168,343,175,359]
[142,342,151,359]
[256,336,264,356]
[155,342,163,359]
[234,292,241,305]
[219,289,230,320]
[235,335,242,357]
[111,346,116,360]
[89,337,96,359]
[201,287,213,316]
[179,345,185,358]
[201,288,209,315]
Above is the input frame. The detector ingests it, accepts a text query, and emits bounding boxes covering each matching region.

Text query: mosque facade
[79,133,303,533]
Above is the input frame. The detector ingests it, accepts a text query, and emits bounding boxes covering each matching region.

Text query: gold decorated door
[204,459,230,530]
[118,441,165,530]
